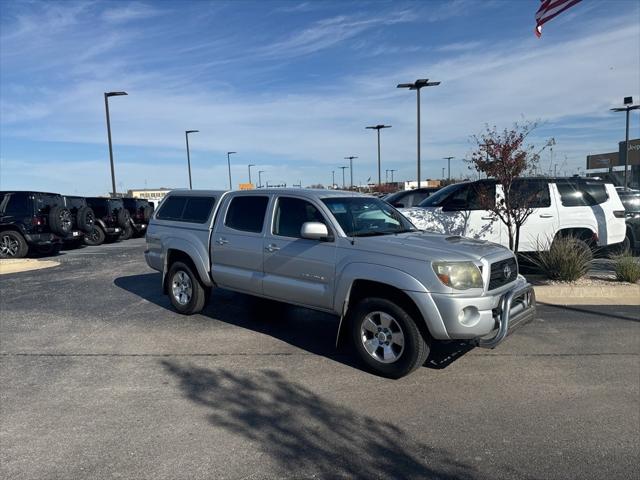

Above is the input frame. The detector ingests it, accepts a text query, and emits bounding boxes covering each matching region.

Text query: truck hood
[352,231,510,263]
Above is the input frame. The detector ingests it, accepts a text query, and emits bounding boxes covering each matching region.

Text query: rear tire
[84,225,106,246]
[350,297,430,379]
[0,231,29,258]
[167,261,208,315]
[120,223,134,240]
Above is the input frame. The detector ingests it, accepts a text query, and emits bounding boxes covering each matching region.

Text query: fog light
[458,307,480,327]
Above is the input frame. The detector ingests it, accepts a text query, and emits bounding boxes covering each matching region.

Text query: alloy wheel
[171,271,193,306]
[0,235,19,257]
[360,311,405,364]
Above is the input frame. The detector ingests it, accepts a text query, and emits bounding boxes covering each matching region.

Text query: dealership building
[586,139,639,188]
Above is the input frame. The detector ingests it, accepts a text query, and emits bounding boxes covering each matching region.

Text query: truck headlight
[432,262,483,290]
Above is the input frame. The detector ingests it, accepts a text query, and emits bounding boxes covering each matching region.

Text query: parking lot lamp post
[443,156,454,180]
[397,79,440,188]
[258,170,265,188]
[332,170,335,189]
[366,125,392,186]
[248,164,255,185]
[184,130,199,190]
[611,97,640,190]
[104,91,128,197]
[226,152,236,190]
[344,156,357,188]
[339,166,348,189]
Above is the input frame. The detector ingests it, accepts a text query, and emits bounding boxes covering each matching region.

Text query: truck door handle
[216,238,229,245]
[265,244,280,252]
[539,214,554,218]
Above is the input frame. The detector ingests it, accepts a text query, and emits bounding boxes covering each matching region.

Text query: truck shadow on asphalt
[160,360,483,480]
[114,273,475,372]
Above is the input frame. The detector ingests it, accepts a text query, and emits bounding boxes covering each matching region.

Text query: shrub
[525,236,592,281]
[612,254,640,283]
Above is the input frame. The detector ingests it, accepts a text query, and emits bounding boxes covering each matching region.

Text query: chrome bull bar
[474,283,536,349]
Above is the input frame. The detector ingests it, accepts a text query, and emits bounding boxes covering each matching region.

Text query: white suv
[398,178,626,253]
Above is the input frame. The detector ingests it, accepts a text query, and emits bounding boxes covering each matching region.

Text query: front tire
[120,223,134,240]
[350,297,430,379]
[167,261,208,315]
[0,231,29,258]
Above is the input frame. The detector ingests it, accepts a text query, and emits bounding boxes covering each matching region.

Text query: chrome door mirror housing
[300,222,330,241]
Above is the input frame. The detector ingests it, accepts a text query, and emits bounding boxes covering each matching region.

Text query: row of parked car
[0,191,154,258]
[384,177,639,255]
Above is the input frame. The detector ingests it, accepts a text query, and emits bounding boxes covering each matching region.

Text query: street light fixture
[258,170,265,188]
[397,78,440,188]
[365,125,392,186]
[611,96,640,190]
[226,151,237,190]
[344,156,358,188]
[443,156,454,181]
[248,164,255,185]
[184,129,199,190]
[339,166,348,189]
[104,91,128,196]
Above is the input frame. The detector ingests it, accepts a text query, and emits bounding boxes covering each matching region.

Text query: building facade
[586,139,640,188]
[126,188,174,204]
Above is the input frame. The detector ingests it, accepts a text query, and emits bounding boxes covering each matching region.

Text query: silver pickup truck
[145,188,535,378]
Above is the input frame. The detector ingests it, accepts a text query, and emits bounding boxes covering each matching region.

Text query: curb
[533,284,640,305]
[0,259,60,275]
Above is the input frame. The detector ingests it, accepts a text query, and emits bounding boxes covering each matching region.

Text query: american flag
[535,0,582,37]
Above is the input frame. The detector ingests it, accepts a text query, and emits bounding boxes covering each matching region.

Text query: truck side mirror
[301,222,330,241]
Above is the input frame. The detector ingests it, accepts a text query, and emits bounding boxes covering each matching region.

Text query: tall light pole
[248,164,255,185]
[339,166,348,189]
[344,156,358,188]
[397,79,440,188]
[258,170,265,188]
[443,156,454,181]
[226,151,236,190]
[104,91,128,196]
[332,170,335,189]
[366,125,392,186]
[184,129,199,190]
[611,96,640,190]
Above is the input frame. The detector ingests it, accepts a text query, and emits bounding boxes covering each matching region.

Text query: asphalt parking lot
[1,238,638,480]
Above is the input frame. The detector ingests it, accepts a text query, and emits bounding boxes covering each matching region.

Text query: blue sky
[1,0,639,195]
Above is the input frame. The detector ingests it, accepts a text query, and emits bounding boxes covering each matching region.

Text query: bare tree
[469,122,555,253]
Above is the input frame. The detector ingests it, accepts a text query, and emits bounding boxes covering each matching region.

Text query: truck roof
[164,188,370,199]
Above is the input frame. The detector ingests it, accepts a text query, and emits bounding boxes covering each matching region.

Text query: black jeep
[120,198,154,240]
[0,191,73,258]
[62,196,96,247]
[84,197,130,246]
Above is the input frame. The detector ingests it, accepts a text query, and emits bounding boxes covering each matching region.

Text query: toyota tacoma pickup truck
[145,189,535,378]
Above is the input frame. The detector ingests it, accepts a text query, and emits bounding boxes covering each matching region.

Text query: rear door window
[509,180,551,208]
[156,196,187,220]
[443,182,495,210]
[4,194,30,215]
[225,196,269,233]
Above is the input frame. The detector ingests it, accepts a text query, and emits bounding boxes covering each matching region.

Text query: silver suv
[145,189,535,378]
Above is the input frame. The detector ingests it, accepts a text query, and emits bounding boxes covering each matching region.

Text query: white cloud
[101,2,164,23]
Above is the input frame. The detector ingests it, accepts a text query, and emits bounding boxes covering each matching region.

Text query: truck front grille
[488,257,518,290]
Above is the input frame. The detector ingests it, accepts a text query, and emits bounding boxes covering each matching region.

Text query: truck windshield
[417,183,462,207]
[322,197,416,237]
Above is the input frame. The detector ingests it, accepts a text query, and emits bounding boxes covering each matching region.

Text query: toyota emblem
[503,264,512,279]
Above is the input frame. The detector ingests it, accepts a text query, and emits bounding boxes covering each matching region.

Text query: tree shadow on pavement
[161,360,480,480]
[115,273,473,372]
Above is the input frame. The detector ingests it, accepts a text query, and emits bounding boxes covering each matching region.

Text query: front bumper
[64,230,84,241]
[132,222,147,232]
[104,226,122,235]
[473,283,536,348]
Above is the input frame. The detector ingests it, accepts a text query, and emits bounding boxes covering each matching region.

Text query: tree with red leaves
[469,122,555,253]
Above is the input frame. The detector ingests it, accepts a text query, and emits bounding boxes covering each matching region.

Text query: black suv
[0,191,73,258]
[616,188,640,254]
[84,197,130,245]
[62,196,96,247]
[120,198,154,240]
